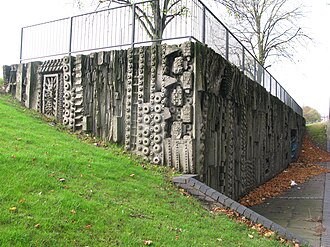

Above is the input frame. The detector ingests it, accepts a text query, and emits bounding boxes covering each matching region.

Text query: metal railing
[19,0,302,115]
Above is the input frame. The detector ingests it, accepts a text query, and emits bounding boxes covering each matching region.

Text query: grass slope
[306,122,328,150]
[0,95,287,246]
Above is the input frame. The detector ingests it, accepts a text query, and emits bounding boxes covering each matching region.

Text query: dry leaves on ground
[239,135,330,207]
[297,136,330,163]
[211,207,295,245]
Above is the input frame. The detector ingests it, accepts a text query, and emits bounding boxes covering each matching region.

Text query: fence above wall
[19,0,302,116]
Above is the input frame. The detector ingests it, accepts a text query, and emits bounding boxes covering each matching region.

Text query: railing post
[131,4,136,48]
[19,27,24,63]
[269,75,272,93]
[275,80,278,98]
[254,59,256,81]
[202,5,206,43]
[68,16,73,56]
[242,47,245,75]
[225,30,229,60]
[262,69,265,87]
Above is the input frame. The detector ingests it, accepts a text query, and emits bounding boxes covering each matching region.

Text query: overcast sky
[0,0,329,117]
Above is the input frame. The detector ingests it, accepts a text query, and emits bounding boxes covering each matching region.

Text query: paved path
[251,162,330,247]
[173,162,330,246]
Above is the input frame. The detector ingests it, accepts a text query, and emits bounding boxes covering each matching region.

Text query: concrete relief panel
[162,42,195,173]
[25,62,41,110]
[36,59,64,122]
[62,56,74,127]
[4,42,305,201]
[42,74,59,118]
[2,65,18,95]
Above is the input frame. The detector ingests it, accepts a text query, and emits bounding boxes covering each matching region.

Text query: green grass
[306,122,328,150]
[0,95,288,247]
[0,77,4,88]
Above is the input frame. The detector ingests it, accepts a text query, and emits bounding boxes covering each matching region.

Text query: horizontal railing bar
[22,0,153,29]
[70,0,151,19]
[20,52,70,62]
[22,17,71,29]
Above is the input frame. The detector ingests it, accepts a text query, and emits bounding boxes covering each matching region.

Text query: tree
[303,106,321,124]
[215,0,310,67]
[76,0,187,40]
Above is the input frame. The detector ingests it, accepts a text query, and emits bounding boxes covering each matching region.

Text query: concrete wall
[194,44,304,199]
[3,42,305,200]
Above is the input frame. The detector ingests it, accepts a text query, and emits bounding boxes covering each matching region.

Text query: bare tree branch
[77,0,184,40]
[216,0,310,67]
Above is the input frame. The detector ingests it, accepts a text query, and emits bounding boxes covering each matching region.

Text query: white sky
[0,0,329,117]
[269,0,330,118]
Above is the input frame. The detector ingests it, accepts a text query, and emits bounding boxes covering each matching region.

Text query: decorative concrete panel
[3,42,305,200]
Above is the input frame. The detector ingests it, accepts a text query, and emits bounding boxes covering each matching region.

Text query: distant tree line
[303,106,321,124]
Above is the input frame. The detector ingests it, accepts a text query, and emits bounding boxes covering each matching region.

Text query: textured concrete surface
[4,41,306,202]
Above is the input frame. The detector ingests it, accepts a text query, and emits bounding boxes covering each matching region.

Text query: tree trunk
[256,15,264,67]
[152,0,164,41]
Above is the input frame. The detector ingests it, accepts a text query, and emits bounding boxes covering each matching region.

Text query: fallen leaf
[9,207,17,213]
[19,198,26,204]
[85,224,92,229]
[143,240,153,245]
[70,209,76,214]
[279,238,286,243]
[264,231,274,237]
[248,234,254,239]
[130,174,135,177]
[34,224,41,228]
[58,178,66,182]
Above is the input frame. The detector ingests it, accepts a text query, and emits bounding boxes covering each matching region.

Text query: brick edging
[173,175,309,246]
